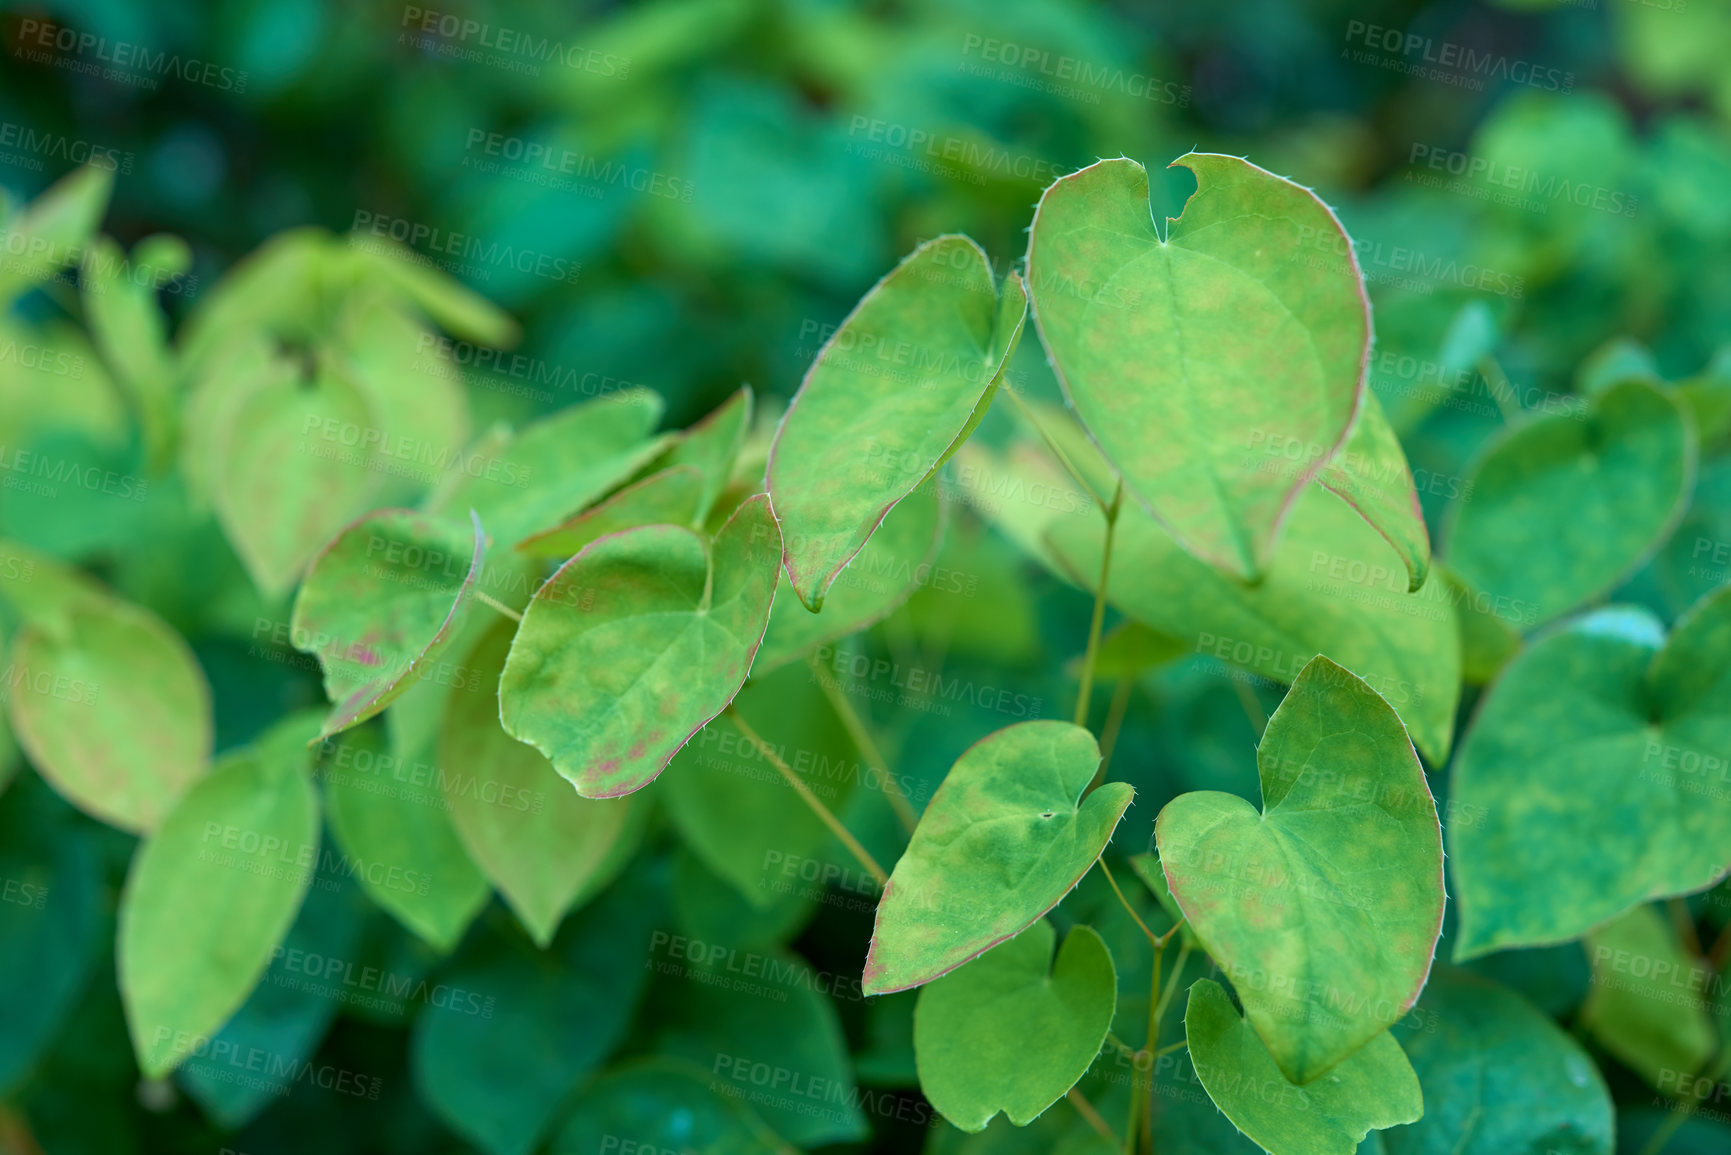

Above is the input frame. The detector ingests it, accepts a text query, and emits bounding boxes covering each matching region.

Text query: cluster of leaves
[4,119,1731,1155]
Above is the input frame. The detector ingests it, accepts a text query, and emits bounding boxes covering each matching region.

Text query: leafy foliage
[2,9,1726,1149]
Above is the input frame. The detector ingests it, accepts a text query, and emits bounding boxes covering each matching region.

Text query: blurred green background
[3,0,1731,1152]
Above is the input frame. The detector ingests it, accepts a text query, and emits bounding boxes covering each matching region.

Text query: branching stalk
[726,705,888,887]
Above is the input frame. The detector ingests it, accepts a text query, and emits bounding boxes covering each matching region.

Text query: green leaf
[651,946,868,1146]
[118,713,321,1078]
[551,1058,796,1155]
[862,720,1132,995]
[323,727,490,952]
[515,465,706,559]
[1185,979,1421,1155]
[441,618,644,945]
[349,239,521,347]
[430,390,668,547]
[1445,380,1695,627]
[500,493,781,798]
[1156,656,1444,1082]
[768,236,1026,611]
[1579,905,1717,1090]
[663,660,864,905]
[214,365,382,596]
[0,540,110,641]
[175,869,369,1128]
[0,165,113,307]
[754,481,944,675]
[1049,479,1461,763]
[1449,592,1731,957]
[7,598,212,832]
[412,867,662,1155]
[913,920,1117,1131]
[1025,155,1369,580]
[1383,968,1613,1155]
[659,384,755,521]
[1082,622,1187,682]
[1317,395,1431,591]
[290,508,486,740]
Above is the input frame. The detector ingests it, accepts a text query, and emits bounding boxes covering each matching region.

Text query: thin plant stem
[1670,897,1703,958]
[1099,859,1157,949]
[1475,354,1524,424]
[1639,1043,1731,1155]
[474,590,522,622]
[1075,480,1125,729]
[1067,1087,1118,1143]
[1152,940,1194,1029]
[1143,933,1163,1155]
[1151,1040,1188,1059]
[1230,676,1267,738]
[1091,677,1135,791]
[1709,919,1731,972]
[725,706,888,887]
[811,654,918,834]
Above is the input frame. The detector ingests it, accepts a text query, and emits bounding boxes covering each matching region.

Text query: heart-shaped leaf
[769,235,1026,611]
[862,720,1132,996]
[753,482,944,675]
[118,712,321,1078]
[323,727,490,952]
[7,598,211,832]
[1449,590,1731,958]
[214,365,381,596]
[515,466,706,559]
[1049,479,1461,763]
[430,390,667,547]
[1026,154,1369,580]
[1383,968,1613,1155]
[441,618,644,945]
[1445,379,1694,628]
[1317,393,1430,591]
[913,920,1116,1131]
[291,509,486,741]
[500,493,781,798]
[1578,905,1718,1090]
[1185,979,1422,1155]
[1156,656,1444,1082]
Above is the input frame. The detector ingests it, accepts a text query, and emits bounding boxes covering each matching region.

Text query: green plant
[2,142,1726,1155]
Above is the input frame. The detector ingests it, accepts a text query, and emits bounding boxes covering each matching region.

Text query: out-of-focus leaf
[117,713,321,1078]
[7,598,211,832]
[1579,905,1717,1090]
[551,1059,795,1155]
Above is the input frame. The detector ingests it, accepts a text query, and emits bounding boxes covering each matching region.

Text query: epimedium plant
[2,152,1729,1155]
